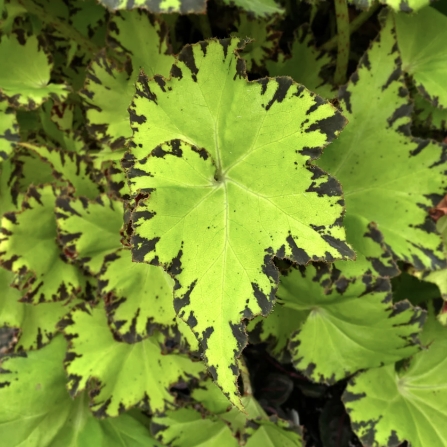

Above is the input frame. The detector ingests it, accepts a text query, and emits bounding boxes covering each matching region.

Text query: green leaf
[60,301,205,417]
[127,38,353,407]
[0,98,19,161]
[244,417,302,447]
[152,408,240,447]
[0,34,69,109]
[0,335,161,447]
[395,6,447,109]
[0,158,21,218]
[344,306,447,447]
[99,248,178,341]
[0,266,81,351]
[266,24,334,99]
[82,11,174,148]
[23,143,101,199]
[56,194,123,275]
[96,0,206,13]
[232,13,280,72]
[349,0,430,12]
[223,0,284,17]
[277,265,425,383]
[0,185,86,303]
[317,12,447,274]
[413,88,447,131]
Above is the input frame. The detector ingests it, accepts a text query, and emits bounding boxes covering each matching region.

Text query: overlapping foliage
[1,0,447,446]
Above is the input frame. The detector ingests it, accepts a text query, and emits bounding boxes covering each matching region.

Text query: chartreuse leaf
[60,301,205,417]
[127,38,353,407]
[97,0,206,13]
[244,418,302,447]
[395,6,447,109]
[99,248,178,342]
[0,266,81,351]
[349,0,430,12]
[223,0,284,17]
[22,143,101,199]
[344,305,447,447]
[82,10,174,148]
[56,194,123,275]
[276,265,425,383]
[0,98,19,161]
[0,335,161,447]
[152,408,239,447]
[232,13,279,72]
[0,34,69,109]
[0,185,85,303]
[317,12,447,275]
[266,24,334,99]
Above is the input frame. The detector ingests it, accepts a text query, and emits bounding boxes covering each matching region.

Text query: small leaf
[56,194,123,275]
[96,0,206,14]
[413,89,447,131]
[60,301,205,417]
[223,0,284,17]
[0,34,69,109]
[127,38,353,407]
[266,24,334,99]
[0,335,160,446]
[344,306,447,447]
[277,264,425,383]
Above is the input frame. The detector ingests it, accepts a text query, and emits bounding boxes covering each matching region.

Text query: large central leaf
[127,38,353,406]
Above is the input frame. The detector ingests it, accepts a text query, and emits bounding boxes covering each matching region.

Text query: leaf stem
[239,356,252,396]
[321,1,381,52]
[333,0,350,85]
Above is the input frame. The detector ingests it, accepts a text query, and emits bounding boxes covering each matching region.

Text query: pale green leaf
[223,0,284,17]
[277,265,425,383]
[127,38,353,407]
[0,266,80,351]
[60,301,205,417]
[0,98,19,161]
[395,6,447,109]
[0,34,69,109]
[244,417,302,447]
[317,12,447,274]
[56,194,123,275]
[99,248,178,341]
[266,24,334,99]
[344,306,447,447]
[349,0,430,12]
[97,0,206,13]
[0,185,86,303]
[0,335,161,447]
[81,11,174,148]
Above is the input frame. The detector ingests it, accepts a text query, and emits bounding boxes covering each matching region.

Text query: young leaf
[413,90,447,131]
[60,302,205,417]
[349,0,430,12]
[0,185,86,303]
[0,34,69,109]
[82,11,174,148]
[0,266,81,351]
[99,248,178,342]
[96,0,206,14]
[344,306,447,447]
[232,13,280,72]
[127,38,353,407]
[0,98,19,161]
[56,194,123,275]
[152,408,240,447]
[223,0,284,17]
[278,265,425,383]
[266,24,334,99]
[0,335,160,446]
[395,5,447,108]
[317,12,447,274]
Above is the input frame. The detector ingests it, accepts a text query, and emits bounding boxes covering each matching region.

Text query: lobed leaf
[0,185,86,303]
[0,335,160,446]
[0,34,69,109]
[127,38,353,407]
[60,301,205,417]
[317,12,447,275]
[344,306,447,447]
